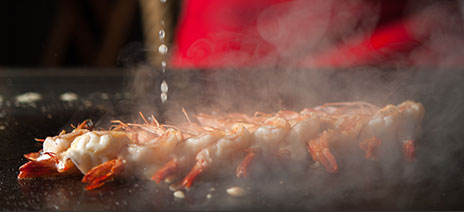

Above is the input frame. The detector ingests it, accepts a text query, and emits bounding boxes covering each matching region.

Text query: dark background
[0,0,183,68]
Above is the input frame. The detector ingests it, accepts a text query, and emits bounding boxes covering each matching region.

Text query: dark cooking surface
[1,68,464,210]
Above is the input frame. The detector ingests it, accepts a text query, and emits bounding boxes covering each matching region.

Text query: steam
[406,1,464,68]
[121,0,464,210]
[257,0,380,64]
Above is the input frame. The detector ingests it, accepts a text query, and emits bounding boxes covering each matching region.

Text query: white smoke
[122,0,464,210]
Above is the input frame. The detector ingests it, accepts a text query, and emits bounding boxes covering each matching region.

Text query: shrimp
[396,101,425,162]
[153,112,258,183]
[196,113,233,129]
[278,111,321,162]
[151,129,224,184]
[315,101,379,116]
[307,107,369,173]
[18,120,92,179]
[18,101,424,191]
[307,130,338,173]
[196,112,256,131]
[18,117,180,190]
[358,104,402,160]
[83,127,183,190]
[111,114,165,144]
[120,128,184,178]
[236,116,290,178]
[182,124,252,188]
[275,110,301,126]
[63,131,132,175]
[225,113,255,123]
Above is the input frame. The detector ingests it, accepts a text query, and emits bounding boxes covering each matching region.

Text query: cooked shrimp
[196,113,233,129]
[82,128,183,190]
[307,130,338,173]
[306,110,368,173]
[151,129,224,183]
[236,116,291,178]
[275,110,301,126]
[18,101,424,191]
[315,101,379,116]
[358,104,402,160]
[121,128,184,177]
[278,111,321,162]
[182,124,252,188]
[18,121,92,179]
[64,131,131,175]
[110,121,164,144]
[396,101,425,162]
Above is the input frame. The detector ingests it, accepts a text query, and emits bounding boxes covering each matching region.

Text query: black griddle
[1,67,464,211]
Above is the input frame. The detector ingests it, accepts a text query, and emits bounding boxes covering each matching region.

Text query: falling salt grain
[160,80,168,93]
[226,186,246,197]
[0,126,6,130]
[159,30,165,40]
[158,44,168,55]
[161,61,167,73]
[206,193,212,199]
[173,191,185,199]
[160,93,168,103]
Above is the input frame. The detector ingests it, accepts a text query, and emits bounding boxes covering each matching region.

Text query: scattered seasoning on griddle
[60,92,78,102]
[173,191,185,199]
[226,186,246,197]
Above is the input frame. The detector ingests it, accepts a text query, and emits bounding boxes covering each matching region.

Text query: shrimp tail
[23,152,43,160]
[307,141,319,162]
[236,151,256,178]
[307,134,338,173]
[402,139,415,162]
[182,159,207,189]
[18,161,59,179]
[82,159,124,190]
[152,159,178,183]
[359,136,382,160]
[18,152,59,179]
[319,148,338,173]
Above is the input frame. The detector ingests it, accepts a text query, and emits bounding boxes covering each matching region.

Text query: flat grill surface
[1,68,463,210]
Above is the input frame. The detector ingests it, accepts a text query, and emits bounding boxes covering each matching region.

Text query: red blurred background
[170,0,464,69]
[1,0,463,69]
